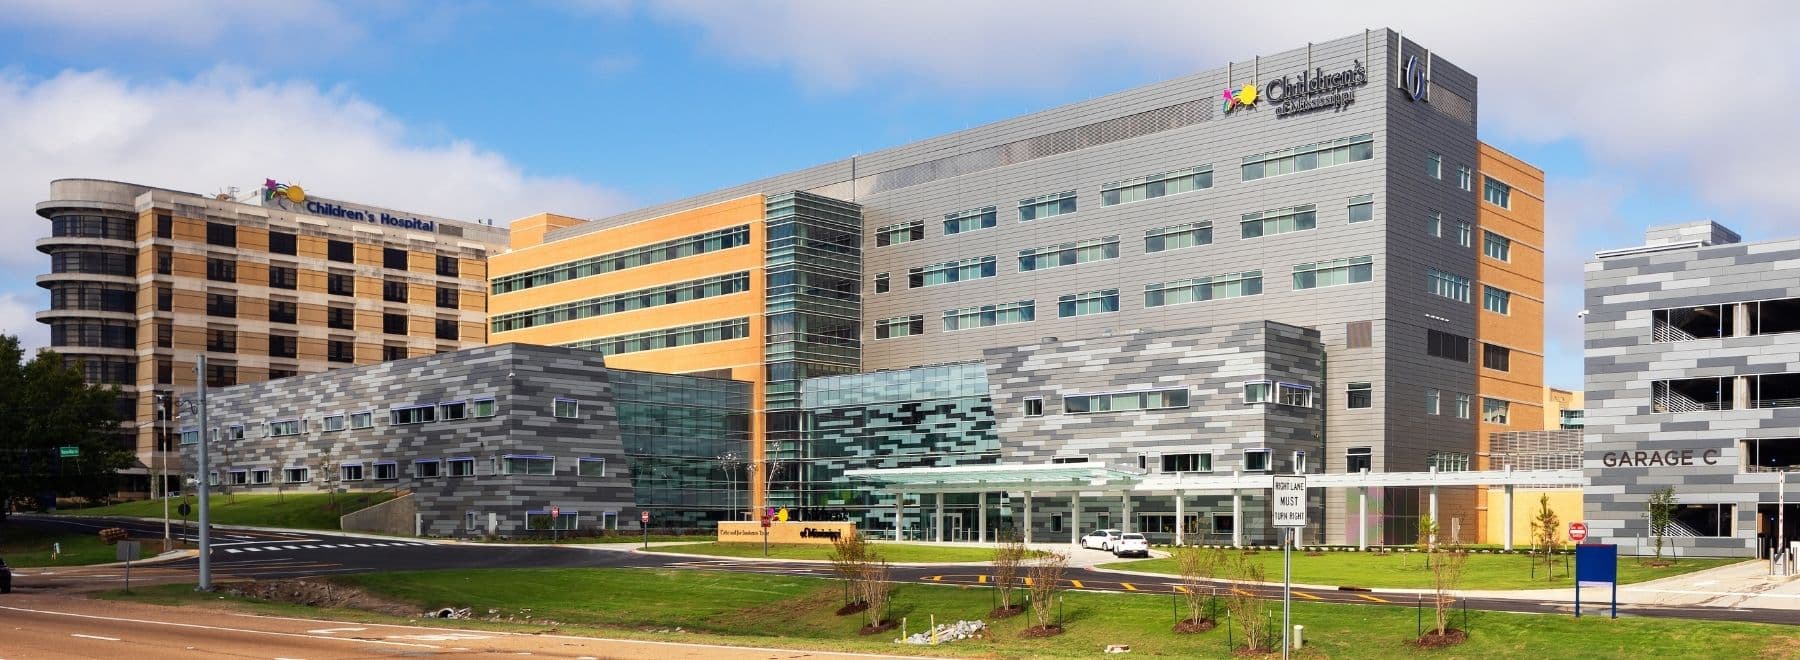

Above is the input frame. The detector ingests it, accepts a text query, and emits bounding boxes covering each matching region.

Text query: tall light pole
[192,355,212,591]
[156,394,171,547]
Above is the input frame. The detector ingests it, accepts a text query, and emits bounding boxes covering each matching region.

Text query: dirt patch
[1304,551,1325,557]
[834,601,869,616]
[1232,646,1275,656]
[1173,617,1217,634]
[858,620,899,636]
[1640,560,1675,568]
[1020,624,1064,638]
[1414,629,1469,649]
[988,604,1025,619]
[220,579,416,617]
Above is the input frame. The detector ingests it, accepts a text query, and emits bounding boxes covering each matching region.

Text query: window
[1457,221,1473,248]
[1347,447,1372,473]
[328,306,355,330]
[206,222,236,247]
[1145,271,1261,307]
[874,220,924,247]
[269,264,297,290]
[269,367,297,380]
[268,334,298,358]
[1018,190,1077,221]
[1019,235,1119,271]
[269,231,296,255]
[339,463,364,481]
[472,398,496,418]
[873,315,924,339]
[1240,204,1317,239]
[943,206,997,235]
[943,300,1034,331]
[206,257,237,283]
[1560,409,1586,430]
[328,339,355,364]
[1428,268,1472,303]
[1482,344,1512,373]
[1057,289,1120,317]
[1063,388,1189,414]
[1458,165,1473,191]
[1455,393,1472,419]
[384,313,408,335]
[179,428,199,446]
[1426,388,1441,415]
[251,469,271,485]
[1483,231,1512,261]
[1161,453,1212,473]
[349,411,374,429]
[873,273,889,294]
[1213,514,1235,535]
[1347,194,1374,223]
[1429,451,1472,472]
[1671,503,1734,537]
[1347,320,1372,349]
[328,239,354,263]
[383,280,408,303]
[414,459,441,478]
[207,292,237,317]
[436,286,459,309]
[1241,133,1374,181]
[158,286,172,311]
[1244,381,1272,404]
[1427,329,1471,362]
[436,318,459,341]
[1292,255,1373,290]
[553,398,579,419]
[205,328,236,353]
[1144,221,1213,253]
[440,401,467,420]
[157,324,172,348]
[561,317,751,356]
[501,455,555,475]
[1483,286,1512,315]
[226,425,245,441]
[52,214,136,240]
[228,470,248,486]
[267,419,301,436]
[1347,382,1372,409]
[1293,450,1308,473]
[1483,176,1512,208]
[908,256,996,288]
[328,272,354,296]
[270,299,297,324]
[1244,449,1271,472]
[283,467,310,484]
[489,275,752,333]
[491,225,750,294]
[1427,211,1442,237]
[526,510,579,531]
[1277,383,1313,407]
[578,458,607,477]
[1653,303,1736,341]
[1024,398,1044,417]
[1427,153,1442,179]
[156,213,173,239]
[447,457,475,477]
[382,344,406,362]
[155,248,172,275]
[392,405,436,425]
[383,247,408,270]
[322,414,346,432]
[1101,165,1213,206]
[374,462,398,480]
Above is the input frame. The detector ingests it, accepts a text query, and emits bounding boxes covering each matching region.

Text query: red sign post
[550,506,561,542]
[640,510,650,548]
[1569,521,1589,543]
[761,515,772,557]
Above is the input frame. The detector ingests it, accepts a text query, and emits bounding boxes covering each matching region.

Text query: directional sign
[1569,521,1589,543]
[1272,475,1307,527]
[59,446,79,458]
[115,540,141,562]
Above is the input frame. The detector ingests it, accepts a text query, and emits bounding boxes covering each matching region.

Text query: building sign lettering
[1600,449,1720,468]
[1263,60,1368,117]
[262,179,437,233]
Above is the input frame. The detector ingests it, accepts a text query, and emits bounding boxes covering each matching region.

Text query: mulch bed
[1641,560,1675,568]
[835,601,869,616]
[988,604,1026,619]
[1173,617,1217,634]
[1232,646,1275,656]
[1415,629,1470,648]
[1020,624,1064,638]
[857,620,899,636]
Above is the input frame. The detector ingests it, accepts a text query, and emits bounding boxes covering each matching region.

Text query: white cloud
[0,291,48,352]
[0,67,629,346]
[0,0,365,54]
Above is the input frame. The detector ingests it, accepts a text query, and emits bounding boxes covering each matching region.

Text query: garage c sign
[1600,449,1720,468]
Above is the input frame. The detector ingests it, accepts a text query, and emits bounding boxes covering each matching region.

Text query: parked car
[1,557,11,594]
[1112,532,1150,558]
[1080,528,1122,551]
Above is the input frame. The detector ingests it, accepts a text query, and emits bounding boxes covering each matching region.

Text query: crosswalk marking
[1293,591,1323,601]
[977,575,987,584]
[1070,580,1085,589]
[1120,582,1138,591]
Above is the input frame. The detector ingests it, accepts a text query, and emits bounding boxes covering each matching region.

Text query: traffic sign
[1569,521,1589,542]
[1271,475,1307,527]
[58,446,79,458]
[551,506,560,519]
[115,540,141,562]
[640,511,649,524]
[761,518,771,528]
[178,502,192,517]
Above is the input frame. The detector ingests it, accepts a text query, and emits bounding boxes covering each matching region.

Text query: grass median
[1098,550,1742,590]
[102,567,1798,658]
[61,492,395,531]
[642,541,1005,563]
[0,524,122,567]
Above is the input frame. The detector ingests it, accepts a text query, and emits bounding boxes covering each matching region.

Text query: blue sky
[3,1,1796,392]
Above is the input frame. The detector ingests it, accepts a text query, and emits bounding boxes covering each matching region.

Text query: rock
[1105,644,1132,653]
[897,619,988,645]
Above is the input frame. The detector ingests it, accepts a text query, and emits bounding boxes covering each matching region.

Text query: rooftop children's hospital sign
[262,179,437,232]
[1222,59,1370,118]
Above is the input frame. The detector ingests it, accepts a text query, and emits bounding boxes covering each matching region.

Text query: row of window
[205,456,607,486]
[490,272,751,333]
[200,222,461,275]
[182,398,503,444]
[492,225,751,295]
[562,317,751,357]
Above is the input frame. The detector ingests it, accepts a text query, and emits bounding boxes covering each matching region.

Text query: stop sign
[640,511,649,524]
[1569,521,1588,542]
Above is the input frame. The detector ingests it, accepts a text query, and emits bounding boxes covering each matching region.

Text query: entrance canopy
[845,463,1145,494]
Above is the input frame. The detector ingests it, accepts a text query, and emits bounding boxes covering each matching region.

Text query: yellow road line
[1173,585,1192,594]
[1356,593,1390,603]
[1120,583,1138,591]
[1070,580,1085,589]
[930,575,943,582]
[1024,577,1034,586]
[1293,591,1323,601]
[1231,588,1257,597]
[977,574,988,584]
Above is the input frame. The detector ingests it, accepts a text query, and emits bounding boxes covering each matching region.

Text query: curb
[631,547,995,568]
[26,514,440,544]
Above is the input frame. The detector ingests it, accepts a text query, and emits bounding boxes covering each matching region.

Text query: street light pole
[193,355,212,591]
[157,394,171,548]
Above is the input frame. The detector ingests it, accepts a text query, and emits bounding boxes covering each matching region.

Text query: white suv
[1080,528,1122,551]
[1111,532,1150,558]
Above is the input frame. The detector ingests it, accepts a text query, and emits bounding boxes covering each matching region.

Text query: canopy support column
[934,493,945,543]
[1231,488,1243,548]
[977,491,988,545]
[1358,485,1369,551]
[1023,490,1034,544]
[1070,492,1082,545]
[893,492,904,542]
[1175,490,1186,546]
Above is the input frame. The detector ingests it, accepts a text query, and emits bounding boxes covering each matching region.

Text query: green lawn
[103,567,1799,659]
[643,541,1005,563]
[0,525,124,567]
[500,534,710,545]
[1100,551,1743,590]
[62,492,396,531]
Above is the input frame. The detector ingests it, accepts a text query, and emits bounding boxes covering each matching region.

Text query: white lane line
[281,545,301,550]
[0,605,437,649]
[225,549,242,554]
[353,544,372,548]
[307,627,367,634]
[71,634,121,641]
[244,547,262,552]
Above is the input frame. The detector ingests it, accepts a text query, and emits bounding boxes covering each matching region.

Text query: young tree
[1025,550,1068,633]
[827,533,870,611]
[1529,494,1562,580]
[858,555,894,629]
[1223,551,1274,652]
[990,533,1026,616]
[0,335,133,518]
[1172,545,1221,631]
[1647,486,1677,563]
[1416,514,1439,565]
[1427,544,1470,639]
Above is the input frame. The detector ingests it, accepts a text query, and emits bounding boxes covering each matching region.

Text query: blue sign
[1574,543,1619,619]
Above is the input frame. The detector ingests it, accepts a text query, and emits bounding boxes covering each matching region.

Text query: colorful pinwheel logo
[1222,83,1259,113]
[262,178,306,208]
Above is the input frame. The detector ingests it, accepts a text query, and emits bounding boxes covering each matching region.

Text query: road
[7,515,1798,628]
